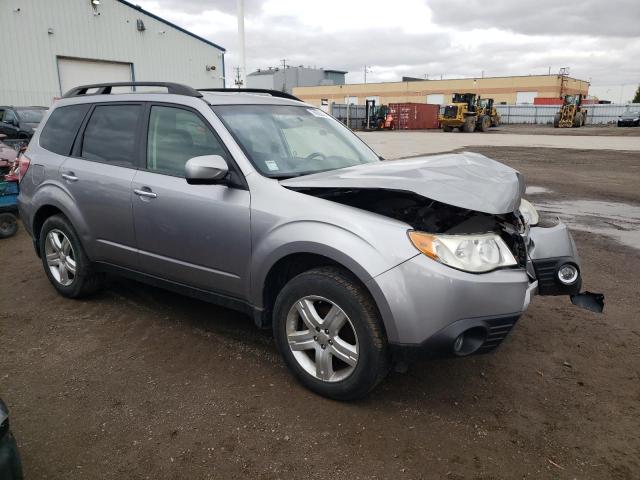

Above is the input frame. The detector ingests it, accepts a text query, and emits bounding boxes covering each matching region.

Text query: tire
[273,266,389,400]
[554,113,561,128]
[479,115,491,132]
[39,214,103,298]
[442,125,453,132]
[462,116,476,133]
[0,213,18,238]
[572,112,583,128]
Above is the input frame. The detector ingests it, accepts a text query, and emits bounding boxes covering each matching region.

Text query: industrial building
[0,0,225,106]
[247,66,346,94]
[293,74,590,108]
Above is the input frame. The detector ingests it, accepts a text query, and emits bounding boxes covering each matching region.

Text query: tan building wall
[293,75,589,106]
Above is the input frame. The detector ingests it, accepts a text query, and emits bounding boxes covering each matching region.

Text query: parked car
[617,110,640,127]
[0,106,47,140]
[0,398,23,480]
[0,135,18,177]
[17,83,602,400]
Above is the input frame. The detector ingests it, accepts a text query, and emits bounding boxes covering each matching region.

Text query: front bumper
[369,221,580,360]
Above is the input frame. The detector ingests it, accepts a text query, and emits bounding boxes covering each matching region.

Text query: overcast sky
[137,0,640,101]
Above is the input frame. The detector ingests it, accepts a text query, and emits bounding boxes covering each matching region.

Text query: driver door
[132,104,251,298]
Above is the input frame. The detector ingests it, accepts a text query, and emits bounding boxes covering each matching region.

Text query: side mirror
[185,155,229,185]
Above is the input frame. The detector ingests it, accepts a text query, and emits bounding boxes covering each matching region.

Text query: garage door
[57,57,133,95]
[426,94,444,105]
[515,91,538,104]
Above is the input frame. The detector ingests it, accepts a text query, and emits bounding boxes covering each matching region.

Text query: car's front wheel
[39,215,103,298]
[273,267,389,400]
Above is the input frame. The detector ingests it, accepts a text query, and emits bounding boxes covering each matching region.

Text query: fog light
[558,264,579,285]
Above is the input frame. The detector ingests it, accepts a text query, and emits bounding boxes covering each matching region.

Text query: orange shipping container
[388,103,440,130]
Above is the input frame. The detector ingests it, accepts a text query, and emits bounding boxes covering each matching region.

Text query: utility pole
[237,0,246,88]
[364,65,372,83]
[281,58,288,92]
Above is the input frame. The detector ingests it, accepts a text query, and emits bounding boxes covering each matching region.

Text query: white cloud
[135,0,640,99]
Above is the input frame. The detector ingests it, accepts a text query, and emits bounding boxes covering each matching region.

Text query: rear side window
[81,104,141,167]
[40,104,90,156]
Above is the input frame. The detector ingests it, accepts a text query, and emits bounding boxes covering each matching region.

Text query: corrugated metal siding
[495,104,640,124]
[0,0,224,106]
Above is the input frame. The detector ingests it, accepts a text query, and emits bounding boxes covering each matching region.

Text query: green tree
[633,84,640,103]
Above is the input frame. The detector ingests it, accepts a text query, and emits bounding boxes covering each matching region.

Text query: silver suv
[18,82,600,400]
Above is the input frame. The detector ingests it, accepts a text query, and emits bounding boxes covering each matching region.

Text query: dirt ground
[492,124,640,137]
[1,148,639,479]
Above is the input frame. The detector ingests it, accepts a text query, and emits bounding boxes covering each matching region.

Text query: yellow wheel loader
[554,94,587,128]
[439,93,500,133]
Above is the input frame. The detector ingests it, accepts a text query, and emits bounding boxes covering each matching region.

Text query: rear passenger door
[131,104,251,298]
[60,103,143,268]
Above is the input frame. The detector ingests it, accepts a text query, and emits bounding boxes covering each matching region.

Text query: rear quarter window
[40,104,90,155]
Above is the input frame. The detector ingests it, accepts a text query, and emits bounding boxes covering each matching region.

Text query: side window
[3,110,17,124]
[40,104,90,156]
[147,105,227,177]
[81,104,141,167]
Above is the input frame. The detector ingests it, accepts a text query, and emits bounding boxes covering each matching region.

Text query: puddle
[536,199,640,250]
[526,186,551,195]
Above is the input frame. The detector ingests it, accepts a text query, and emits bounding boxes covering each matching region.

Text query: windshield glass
[17,108,45,123]
[212,105,379,178]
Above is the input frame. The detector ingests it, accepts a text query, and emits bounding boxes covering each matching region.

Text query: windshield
[17,108,45,123]
[212,105,380,178]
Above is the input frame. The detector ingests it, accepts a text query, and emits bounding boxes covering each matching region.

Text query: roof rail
[62,82,203,98]
[198,88,302,102]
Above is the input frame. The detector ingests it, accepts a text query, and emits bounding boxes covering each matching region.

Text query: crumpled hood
[281,151,525,214]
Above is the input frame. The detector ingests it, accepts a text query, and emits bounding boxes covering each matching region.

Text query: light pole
[237,0,247,88]
[364,65,372,83]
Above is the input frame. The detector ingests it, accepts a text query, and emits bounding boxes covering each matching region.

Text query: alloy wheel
[45,229,77,286]
[286,295,359,382]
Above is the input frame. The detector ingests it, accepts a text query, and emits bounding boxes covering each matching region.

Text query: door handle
[61,172,78,182]
[134,188,158,199]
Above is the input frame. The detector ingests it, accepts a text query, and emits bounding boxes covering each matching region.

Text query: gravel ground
[1,147,639,479]
[358,129,640,157]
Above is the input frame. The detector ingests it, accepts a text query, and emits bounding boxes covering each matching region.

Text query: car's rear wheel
[39,215,103,298]
[273,267,389,400]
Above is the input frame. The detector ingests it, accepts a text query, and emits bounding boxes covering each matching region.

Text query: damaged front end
[288,185,603,315]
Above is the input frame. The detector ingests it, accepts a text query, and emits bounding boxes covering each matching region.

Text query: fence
[495,103,640,125]
[334,102,640,128]
[330,103,367,129]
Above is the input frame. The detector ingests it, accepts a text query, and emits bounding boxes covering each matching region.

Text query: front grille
[443,105,458,118]
[477,317,518,353]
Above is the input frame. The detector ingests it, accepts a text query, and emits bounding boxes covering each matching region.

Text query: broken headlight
[408,231,518,273]
[519,199,539,226]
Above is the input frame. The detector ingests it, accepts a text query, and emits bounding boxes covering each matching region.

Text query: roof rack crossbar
[62,82,203,98]
[198,88,301,102]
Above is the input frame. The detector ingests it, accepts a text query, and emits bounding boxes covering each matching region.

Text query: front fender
[250,219,417,309]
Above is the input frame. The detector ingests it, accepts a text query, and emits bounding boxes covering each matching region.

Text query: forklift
[439,93,499,132]
[554,94,587,128]
[364,99,393,130]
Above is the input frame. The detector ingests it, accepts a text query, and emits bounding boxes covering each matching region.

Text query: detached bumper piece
[390,313,521,362]
[571,292,605,313]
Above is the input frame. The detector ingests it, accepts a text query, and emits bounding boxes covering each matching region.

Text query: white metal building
[0,0,225,106]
